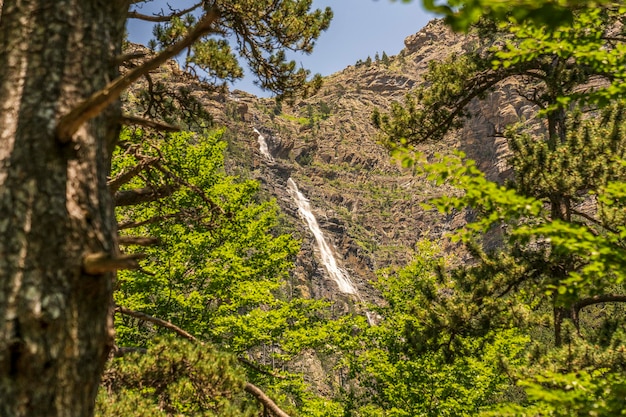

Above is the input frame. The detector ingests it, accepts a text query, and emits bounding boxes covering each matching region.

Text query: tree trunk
[0,1,129,416]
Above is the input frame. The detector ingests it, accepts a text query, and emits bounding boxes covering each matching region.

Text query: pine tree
[0,1,332,416]
[374,1,626,379]
[381,51,390,66]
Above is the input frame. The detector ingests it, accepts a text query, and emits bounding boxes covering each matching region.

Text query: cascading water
[254,127,374,323]
[286,178,357,295]
[253,128,274,162]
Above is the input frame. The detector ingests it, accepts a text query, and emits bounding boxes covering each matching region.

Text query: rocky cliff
[124,18,536,317]
[223,19,537,308]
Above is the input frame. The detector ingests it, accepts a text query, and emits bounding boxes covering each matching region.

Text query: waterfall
[253,128,274,162]
[286,178,357,295]
[253,127,374,323]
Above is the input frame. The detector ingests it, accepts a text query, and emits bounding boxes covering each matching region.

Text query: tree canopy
[368,1,626,414]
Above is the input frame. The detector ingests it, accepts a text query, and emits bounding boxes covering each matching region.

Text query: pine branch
[56,8,219,142]
[128,2,203,23]
[82,252,146,274]
[120,114,181,132]
[116,306,198,342]
[114,306,294,417]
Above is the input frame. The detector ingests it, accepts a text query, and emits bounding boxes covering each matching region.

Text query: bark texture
[0,1,129,416]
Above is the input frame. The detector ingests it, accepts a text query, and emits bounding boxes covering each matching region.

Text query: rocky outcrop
[124,17,540,316]
[233,19,530,304]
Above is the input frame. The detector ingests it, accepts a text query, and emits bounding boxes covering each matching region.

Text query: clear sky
[126,1,435,97]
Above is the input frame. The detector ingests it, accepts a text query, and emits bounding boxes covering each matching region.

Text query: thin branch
[114,184,178,207]
[116,305,198,342]
[244,382,292,417]
[128,2,203,22]
[573,294,626,314]
[111,51,147,66]
[570,208,619,234]
[108,156,159,193]
[114,305,293,417]
[118,236,161,246]
[83,252,146,274]
[55,8,219,142]
[117,212,182,230]
[120,114,181,132]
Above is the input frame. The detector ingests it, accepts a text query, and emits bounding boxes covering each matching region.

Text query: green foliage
[390,142,626,413]
[97,338,257,417]
[340,242,530,417]
[485,368,626,416]
[418,152,542,235]
[490,6,626,110]
[109,127,353,415]
[375,7,626,149]
[372,53,489,146]
[373,5,626,414]
[147,0,333,97]
[190,38,244,82]
[508,106,626,202]
[421,0,618,32]
[134,81,213,128]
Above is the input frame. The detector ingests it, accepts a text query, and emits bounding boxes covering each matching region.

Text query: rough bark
[0,1,129,416]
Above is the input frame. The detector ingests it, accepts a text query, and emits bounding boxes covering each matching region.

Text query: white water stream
[253,128,274,162]
[286,178,358,295]
[254,127,374,323]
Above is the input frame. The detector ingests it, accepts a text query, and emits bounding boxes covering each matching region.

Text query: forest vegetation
[2,0,626,416]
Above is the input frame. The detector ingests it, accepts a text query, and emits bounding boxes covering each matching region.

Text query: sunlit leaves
[421,0,617,32]
[113,129,304,351]
[340,242,530,416]
[485,368,626,416]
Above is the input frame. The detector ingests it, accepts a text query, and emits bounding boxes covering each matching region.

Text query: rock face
[226,19,537,307]
[125,18,536,315]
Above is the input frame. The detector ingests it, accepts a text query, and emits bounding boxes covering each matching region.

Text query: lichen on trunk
[0,1,129,416]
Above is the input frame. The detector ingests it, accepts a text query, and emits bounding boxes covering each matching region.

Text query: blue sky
[126,1,435,97]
